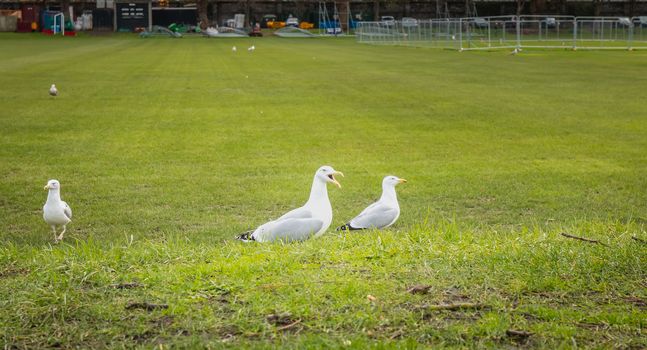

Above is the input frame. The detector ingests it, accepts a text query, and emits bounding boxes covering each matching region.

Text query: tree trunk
[245,0,251,27]
[593,0,601,16]
[61,0,70,21]
[197,0,209,30]
[373,1,379,20]
[516,0,525,16]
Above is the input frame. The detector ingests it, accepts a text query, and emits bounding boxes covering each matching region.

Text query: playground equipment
[139,25,182,38]
[318,1,353,35]
[274,26,316,37]
[203,26,248,38]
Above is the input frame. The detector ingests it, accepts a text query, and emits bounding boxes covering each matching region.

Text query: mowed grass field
[0,34,646,349]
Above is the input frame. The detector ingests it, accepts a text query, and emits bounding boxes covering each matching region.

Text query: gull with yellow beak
[337,175,407,231]
[237,165,343,242]
[43,179,72,242]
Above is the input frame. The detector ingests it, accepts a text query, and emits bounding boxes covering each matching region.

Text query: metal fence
[356,15,647,50]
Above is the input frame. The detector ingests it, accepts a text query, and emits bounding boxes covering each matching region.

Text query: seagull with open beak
[237,165,343,242]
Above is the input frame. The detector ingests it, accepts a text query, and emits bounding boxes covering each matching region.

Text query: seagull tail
[236,230,256,242]
[336,223,363,231]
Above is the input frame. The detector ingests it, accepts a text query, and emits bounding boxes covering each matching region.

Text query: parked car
[543,17,557,28]
[261,14,277,28]
[380,16,395,26]
[402,17,418,28]
[617,17,632,27]
[473,17,488,28]
[286,15,299,27]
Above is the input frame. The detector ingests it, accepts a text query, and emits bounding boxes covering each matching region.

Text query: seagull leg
[57,225,66,241]
[52,226,58,242]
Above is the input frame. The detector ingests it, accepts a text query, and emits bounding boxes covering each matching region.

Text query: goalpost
[53,12,65,35]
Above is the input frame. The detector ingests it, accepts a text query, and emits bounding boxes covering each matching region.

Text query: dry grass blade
[276,319,302,331]
[422,303,485,311]
[631,236,646,244]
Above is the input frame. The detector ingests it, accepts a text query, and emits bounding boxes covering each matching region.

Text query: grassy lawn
[0,33,645,349]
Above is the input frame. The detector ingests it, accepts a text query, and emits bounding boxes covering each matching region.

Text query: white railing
[356,15,647,51]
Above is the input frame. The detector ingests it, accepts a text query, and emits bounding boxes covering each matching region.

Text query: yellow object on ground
[299,22,314,29]
[267,20,285,29]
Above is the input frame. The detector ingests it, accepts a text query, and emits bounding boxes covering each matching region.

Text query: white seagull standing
[337,175,407,231]
[237,166,343,243]
[49,84,58,97]
[43,179,72,242]
[232,46,237,52]
[248,45,255,52]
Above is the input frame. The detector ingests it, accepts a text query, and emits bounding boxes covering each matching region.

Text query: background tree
[197,0,209,30]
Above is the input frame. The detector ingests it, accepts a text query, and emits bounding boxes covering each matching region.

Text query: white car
[286,16,299,27]
[402,17,418,28]
[380,16,395,26]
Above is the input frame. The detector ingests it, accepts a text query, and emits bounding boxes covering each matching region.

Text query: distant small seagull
[43,179,72,242]
[337,176,407,231]
[248,45,255,52]
[510,48,519,55]
[232,46,237,52]
[49,84,58,96]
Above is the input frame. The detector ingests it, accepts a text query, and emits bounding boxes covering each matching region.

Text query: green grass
[0,33,645,349]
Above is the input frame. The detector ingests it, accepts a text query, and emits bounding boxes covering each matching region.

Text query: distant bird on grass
[510,48,520,55]
[237,166,343,243]
[232,46,237,52]
[49,84,58,97]
[248,45,255,52]
[43,179,72,242]
[337,176,406,231]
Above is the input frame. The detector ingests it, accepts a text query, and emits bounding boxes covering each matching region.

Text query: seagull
[510,48,519,55]
[248,45,255,52]
[49,84,58,97]
[237,166,343,243]
[337,176,406,231]
[43,179,72,242]
[232,46,237,52]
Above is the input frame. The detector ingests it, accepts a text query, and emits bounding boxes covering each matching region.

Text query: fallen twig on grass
[125,302,168,311]
[407,285,432,295]
[421,302,485,311]
[560,232,608,246]
[112,282,143,289]
[506,329,533,338]
[631,236,646,244]
[276,319,301,332]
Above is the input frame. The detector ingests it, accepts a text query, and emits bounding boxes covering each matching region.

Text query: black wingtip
[236,231,256,242]
[336,223,363,231]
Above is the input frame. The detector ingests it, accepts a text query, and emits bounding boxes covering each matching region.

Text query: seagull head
[316,165,344,188]
[51,84,56,88]
[44,179,60,190]
[383,175,407,187]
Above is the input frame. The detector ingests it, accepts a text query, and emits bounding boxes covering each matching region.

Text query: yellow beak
[331,171,344,188]
[44,184,50,190]
[399,178,408,184]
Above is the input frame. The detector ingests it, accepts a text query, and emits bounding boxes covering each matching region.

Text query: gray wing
[253,218,323,243]
[277,206,313,220]
[349,203,398,229]
[62,201,72,220]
